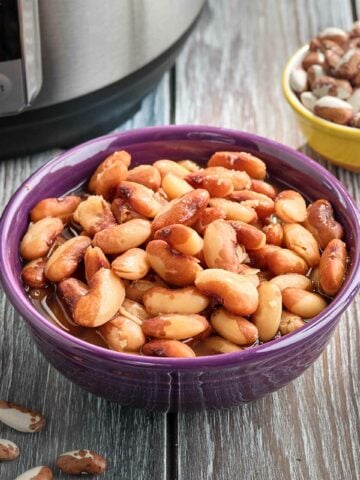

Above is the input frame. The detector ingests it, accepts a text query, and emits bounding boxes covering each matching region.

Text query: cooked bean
[99,315,146,352]
[231,220,266,250]
[154,224,203,256]
[195,268,259,316]
[20,217,64,260]
[143,286,209,316]
[93,219,151,254]
[74,195,116,235]
[151,189,209,233]
[84,246,110,283]
[186,168,234,197]
[208,151,266,179]
[310,266,321,292]
[111,197,145,224]
[73,268,125,327]
[177,159,201,172]
[250,179,277,199]
[45,236,91,282]
[275,190,307,223]
[112,248,150,280]
[248,245,281,269]
[229,190,275,220]
[282,287,328,318]
[279,310,306,335]
[193,336,243,355]
[153,159,190,178]
[125,277,166,303]
[88,150,130,199]
[116,181,163,218]
[30,196,81,222]
[146,240,202,286]
[283,223,320,267]
[126,164,161,191]
[209,198,257,223]
[193,206,227,234]
[161,172,194,199]
[119,298,150,325]
[57,278,89,316]
[269,273,312,292]
[210,308,258,345]
[319,239,347,296]
[142,339,196,358]
[303,199,344,249]
[253,282,282,341]
[263,223,284,246]
[203,219,246,272]
[267,248,309,275]
[21,258,48,288]
[142,314,209,340]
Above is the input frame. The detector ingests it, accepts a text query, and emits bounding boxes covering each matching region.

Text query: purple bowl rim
[0,124,359,369]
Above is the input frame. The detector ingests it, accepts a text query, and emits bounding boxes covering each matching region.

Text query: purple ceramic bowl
[0,125,359,412]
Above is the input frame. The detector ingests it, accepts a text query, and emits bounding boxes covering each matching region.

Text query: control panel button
[0,73,12,101]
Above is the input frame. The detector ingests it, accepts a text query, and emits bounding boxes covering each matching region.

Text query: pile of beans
[290,22,360,127]
[20,150,348,358]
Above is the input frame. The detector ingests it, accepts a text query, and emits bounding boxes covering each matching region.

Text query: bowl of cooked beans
[0,125,359,411]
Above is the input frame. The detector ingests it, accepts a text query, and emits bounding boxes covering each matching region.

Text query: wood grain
[0,75,171,480]
[174,1,360,479]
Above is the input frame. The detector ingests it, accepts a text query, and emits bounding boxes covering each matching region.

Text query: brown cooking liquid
[24,177,331,355]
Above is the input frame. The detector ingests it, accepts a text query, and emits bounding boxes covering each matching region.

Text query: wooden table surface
[1,1,359,479]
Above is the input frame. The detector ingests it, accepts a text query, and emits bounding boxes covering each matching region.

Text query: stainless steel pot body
[0,0,204,114]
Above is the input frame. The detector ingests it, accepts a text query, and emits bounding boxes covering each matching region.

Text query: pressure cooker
[0,0,205,157]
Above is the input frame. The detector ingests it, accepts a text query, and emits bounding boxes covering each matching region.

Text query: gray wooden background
[1,1,359,479]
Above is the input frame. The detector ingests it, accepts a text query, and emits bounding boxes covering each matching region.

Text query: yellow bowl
[282,45,360,172]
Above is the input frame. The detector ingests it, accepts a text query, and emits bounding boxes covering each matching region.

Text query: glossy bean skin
[319,239,347,296]
[208,151,267,179]
[93,219,152,254]
[303,199,344,249]
[274,190,307,223]
[74,195,116,236]
[30,196,81,222]
[282,288,328,318]
[142,314,209,340]
[99,315,146,352]
[142,339,196,358]
[283,223,320,267]
[151,189,210,233]
[210,308,258,345]
[143,286,209,316]
[20,217,64,260]
[146,240,202,287]
[126,165,161,191]
[154,224,203,256]
[112,248,150,280]
[195,269,259,316]
[203,219,246,272]
[252,282,282,341]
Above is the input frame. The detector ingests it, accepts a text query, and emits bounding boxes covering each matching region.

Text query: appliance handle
[18,0,42,105]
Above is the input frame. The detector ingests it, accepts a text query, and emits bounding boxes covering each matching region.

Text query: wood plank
[174,1,360,479]
[0,75,171,480]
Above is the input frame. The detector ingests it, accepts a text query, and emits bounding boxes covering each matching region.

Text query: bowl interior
[1,126,359,366]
